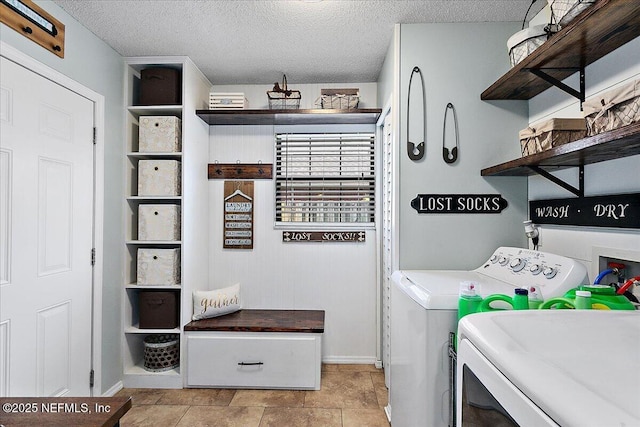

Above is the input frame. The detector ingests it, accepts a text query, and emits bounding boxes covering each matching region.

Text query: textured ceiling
[53,0,544,85]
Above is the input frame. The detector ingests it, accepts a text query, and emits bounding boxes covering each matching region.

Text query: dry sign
[223,181,254,249]
[530,193,640,229]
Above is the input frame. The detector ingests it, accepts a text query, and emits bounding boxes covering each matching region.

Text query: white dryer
[389,247,588,427]
[456,310,640,426]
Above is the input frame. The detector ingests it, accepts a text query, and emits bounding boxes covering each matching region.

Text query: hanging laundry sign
[223,181,254,249]
[530,193,640,229]
[411,194,508,214]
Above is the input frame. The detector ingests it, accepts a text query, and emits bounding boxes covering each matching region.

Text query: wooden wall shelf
[481,122,640,177]
[482,0,640,101]
[481,0,640,191]
[196,108,381,126]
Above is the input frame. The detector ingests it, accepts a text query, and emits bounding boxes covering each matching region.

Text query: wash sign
[530,193,640,229]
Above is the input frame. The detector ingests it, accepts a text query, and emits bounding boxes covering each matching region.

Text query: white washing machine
[456,310,640,426]
[389,247,588,427]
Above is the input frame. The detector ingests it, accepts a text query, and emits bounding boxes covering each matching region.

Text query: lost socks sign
[411,194,508,214]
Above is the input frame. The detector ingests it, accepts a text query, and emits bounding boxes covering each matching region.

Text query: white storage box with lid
[519,118,587,156]
[138,159,181,196]
[583,78,640,136]
[209,93,248,109]
[138,204,181,241]
[507,24,557,67]
[137,248,181,286]
[139,116,181,153]
[548,0,596,27]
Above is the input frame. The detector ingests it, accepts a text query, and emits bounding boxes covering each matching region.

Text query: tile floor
[116,364,390,427]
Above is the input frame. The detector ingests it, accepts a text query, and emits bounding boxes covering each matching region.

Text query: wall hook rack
[208,162,273,180]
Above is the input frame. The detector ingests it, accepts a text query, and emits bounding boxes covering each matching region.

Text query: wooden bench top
[184,309,325,333]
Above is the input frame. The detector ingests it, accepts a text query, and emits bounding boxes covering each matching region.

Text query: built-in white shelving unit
[123,57,211,388]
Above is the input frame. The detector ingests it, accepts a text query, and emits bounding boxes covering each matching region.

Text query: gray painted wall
[399,23,529,270]
[377,26,397,112]
[1,1,125,395]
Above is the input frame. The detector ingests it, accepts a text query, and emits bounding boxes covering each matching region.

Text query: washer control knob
[510,258,526,272]
[498,256,509,266]
[543,266,558,279]
[530,264,542,275]
[490,254,499,263]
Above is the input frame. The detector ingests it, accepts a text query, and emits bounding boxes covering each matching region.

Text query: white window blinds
[275,133,375,223]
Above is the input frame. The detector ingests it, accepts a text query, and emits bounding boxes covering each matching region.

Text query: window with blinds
[275,133,375,224]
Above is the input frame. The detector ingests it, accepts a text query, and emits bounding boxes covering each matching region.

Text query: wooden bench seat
[184,309,325,333]
[184,309,324,390]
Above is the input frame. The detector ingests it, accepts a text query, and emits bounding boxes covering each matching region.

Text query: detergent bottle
[539,285,635,310]
[528,286,543,309]
[479,288,529,312]
[577,285,635,310]
[513,288,530,310]
[458,281,483,321]
[539,290,592,309]
[575,290,592,309]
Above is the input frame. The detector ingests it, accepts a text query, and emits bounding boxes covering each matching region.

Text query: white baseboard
[101,380,124,397]
[322,356,378,365]
[384,405,391,422]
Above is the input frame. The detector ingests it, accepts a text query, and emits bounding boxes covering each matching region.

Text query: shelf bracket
[525,67,585,110]
[528,165,584,197]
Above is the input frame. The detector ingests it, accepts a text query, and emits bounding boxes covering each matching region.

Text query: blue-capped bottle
[512,288,530,310]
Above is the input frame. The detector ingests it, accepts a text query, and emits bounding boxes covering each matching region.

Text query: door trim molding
[0,41,105,395]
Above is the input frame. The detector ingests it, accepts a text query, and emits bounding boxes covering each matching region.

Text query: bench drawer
[186,332,321,390]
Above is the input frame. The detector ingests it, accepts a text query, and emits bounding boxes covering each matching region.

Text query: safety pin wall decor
[208,161,273,180]
[407,66,426,161]
[442,102,459,164]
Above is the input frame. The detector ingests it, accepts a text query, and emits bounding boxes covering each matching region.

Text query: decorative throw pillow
[192,283,241,320]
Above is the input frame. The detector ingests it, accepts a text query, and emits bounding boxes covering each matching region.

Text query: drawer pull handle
[238,362,263,366]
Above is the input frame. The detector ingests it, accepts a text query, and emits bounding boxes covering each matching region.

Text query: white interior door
[0,56,94,397]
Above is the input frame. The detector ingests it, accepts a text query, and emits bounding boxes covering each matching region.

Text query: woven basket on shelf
[267,74,301,109]
[317,88,360,110]
[143,334,180,372]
